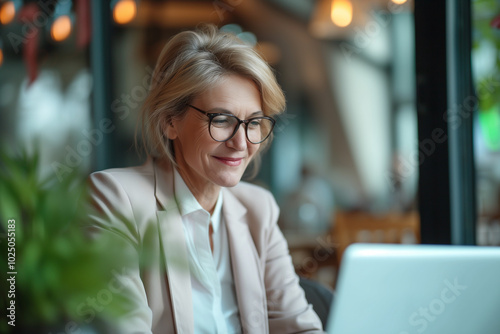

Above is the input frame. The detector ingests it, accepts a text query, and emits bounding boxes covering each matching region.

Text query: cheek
[248,144,260,158]
[184,130,215,157]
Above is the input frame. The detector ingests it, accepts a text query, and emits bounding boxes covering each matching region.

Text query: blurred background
[0,0,499,291]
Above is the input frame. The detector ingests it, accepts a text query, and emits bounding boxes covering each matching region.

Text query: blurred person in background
[86,25,323,334]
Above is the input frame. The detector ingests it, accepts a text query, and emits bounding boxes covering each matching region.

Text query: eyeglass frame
[187,104,276,144]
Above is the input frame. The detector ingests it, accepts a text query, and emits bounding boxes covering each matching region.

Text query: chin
[213,172,244,188]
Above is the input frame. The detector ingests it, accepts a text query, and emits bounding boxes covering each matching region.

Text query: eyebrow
[208,108,264,117]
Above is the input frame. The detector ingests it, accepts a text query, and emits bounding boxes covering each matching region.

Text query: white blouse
[173,169,242,333]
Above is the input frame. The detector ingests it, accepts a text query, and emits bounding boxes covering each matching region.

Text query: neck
[176,167,220,214]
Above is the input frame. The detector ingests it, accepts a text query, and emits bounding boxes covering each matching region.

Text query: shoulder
[86,161,162,237]
[87,161,159,215]
[89,161,155,193]
[89,161,154,182]
[227,181,279,219]
[229,181,275,202]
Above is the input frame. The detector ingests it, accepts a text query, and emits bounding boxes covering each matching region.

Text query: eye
[248,119,262,129]
[211,115,234,128]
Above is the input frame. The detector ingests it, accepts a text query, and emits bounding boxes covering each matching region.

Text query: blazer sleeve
[263,193,325,334]
[85,171,153,334]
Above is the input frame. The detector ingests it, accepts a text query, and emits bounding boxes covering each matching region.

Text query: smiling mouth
[213,156,244,166]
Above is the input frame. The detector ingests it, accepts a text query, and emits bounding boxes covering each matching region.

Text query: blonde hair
[139,24,285,176]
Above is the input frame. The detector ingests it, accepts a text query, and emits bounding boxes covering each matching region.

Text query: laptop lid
[326,243,500,334]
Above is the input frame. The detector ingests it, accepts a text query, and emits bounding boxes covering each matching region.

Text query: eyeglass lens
[210,115,273,143]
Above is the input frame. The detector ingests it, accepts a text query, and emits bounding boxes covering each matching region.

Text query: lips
[213,156,244,167]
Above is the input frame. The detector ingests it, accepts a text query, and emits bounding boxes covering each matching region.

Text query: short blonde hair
[139,24,285,176]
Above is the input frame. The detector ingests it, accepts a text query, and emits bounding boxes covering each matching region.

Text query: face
[166,74,263,192]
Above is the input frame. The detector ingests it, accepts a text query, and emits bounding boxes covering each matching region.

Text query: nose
[225,125,247,151]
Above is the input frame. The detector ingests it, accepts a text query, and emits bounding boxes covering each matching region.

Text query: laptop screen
[326,243,500,334]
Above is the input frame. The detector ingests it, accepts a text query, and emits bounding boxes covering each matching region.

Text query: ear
[163,119,178,140]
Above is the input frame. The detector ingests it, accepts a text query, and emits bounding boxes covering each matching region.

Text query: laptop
[326,243,500,334]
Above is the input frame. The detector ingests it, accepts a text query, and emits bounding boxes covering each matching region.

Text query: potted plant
[0,148,134,333]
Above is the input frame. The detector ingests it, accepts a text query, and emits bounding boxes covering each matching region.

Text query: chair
[331,211,420,264]
[299,276,335,329]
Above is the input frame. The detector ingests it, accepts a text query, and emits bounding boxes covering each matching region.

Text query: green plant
[472,0,500,150]
[0,148,133,333]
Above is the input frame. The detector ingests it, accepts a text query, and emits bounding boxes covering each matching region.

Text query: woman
[87,25,323,333]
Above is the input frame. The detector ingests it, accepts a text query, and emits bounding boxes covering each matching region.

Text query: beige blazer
[87,159,323,334]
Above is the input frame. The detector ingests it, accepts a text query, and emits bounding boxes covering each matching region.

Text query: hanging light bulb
[51,15,72,42]
[0,1,16,25]
[50,1,73,42]
[391,0,408,4]
[330,0,353,28]
[113,0,137,25]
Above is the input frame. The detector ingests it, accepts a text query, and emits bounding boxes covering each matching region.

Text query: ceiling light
[51,15,72,42]
[113,0,137,25]
[0,1,16,25]
[331,0,353,28]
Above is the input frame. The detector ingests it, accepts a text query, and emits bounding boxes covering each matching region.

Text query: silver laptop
[326,243,500,334]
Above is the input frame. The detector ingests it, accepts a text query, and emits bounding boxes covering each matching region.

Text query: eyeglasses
[188,105,276,144]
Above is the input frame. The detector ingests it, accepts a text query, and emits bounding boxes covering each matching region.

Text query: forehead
[193,74,262,112]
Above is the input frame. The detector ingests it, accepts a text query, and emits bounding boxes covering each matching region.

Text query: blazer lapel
[154,160,194,333]
[223,188,268,334]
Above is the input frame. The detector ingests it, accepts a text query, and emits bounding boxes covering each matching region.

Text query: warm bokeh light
[113,0,137,25]
[0,48,4,67]
[330,0,353,28]
[391,0,408,4]
[0,1,16,25]
[51,15,72,42]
